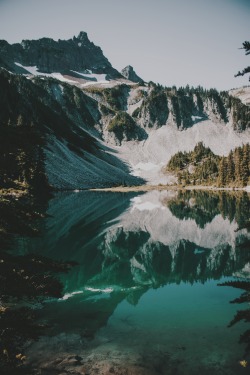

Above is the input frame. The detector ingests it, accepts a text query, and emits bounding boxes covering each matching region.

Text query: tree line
[166,142,250,187]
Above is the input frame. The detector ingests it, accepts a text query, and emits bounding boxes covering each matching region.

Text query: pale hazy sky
[0,0,249,90]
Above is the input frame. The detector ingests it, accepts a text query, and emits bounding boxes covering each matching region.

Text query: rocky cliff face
[0,32,121,78]
[121,65,143,83]
[127,84,249,131]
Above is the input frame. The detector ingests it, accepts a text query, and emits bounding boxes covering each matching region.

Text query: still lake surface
[23,190,250,374]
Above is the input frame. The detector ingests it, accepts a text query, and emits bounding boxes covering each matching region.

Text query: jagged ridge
[0,32,121,78]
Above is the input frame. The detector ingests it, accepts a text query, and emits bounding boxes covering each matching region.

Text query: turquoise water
[25,190,250,374]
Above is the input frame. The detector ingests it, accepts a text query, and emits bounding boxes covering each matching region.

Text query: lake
[22,190,250,375]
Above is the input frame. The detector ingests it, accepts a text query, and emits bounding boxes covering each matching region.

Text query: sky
[0,0,249,90]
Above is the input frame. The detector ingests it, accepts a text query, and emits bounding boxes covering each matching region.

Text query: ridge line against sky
[0,0,249,90]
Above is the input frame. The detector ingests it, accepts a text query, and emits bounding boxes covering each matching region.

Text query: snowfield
[14,62,77,83]
[70,70,109,86]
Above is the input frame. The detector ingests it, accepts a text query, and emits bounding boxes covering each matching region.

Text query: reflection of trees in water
[219,281,250,362]
[166,190,250,229]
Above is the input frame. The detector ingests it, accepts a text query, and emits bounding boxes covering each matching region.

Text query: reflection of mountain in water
[26,190,250,293]
[23,189,250,342]
[22,190,250,374]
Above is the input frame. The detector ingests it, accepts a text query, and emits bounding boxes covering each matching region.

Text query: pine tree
[227,150,235,184]
[241,144,250,186]
[234,147,243,185]
[218,157,227,187]
[235,41,250,81]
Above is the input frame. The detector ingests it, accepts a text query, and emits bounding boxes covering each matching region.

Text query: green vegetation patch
[166,142,250,187]
[104,84,129,111]
[108,111,136,132]
[108,111,138,143]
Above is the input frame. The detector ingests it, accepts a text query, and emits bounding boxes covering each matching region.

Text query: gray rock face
[121,65,143,83]
[0,32,121,78]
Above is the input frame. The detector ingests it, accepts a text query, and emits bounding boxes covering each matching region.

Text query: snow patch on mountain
[192,115,203,121]
[14,62,76,83]
[70,70,109,85]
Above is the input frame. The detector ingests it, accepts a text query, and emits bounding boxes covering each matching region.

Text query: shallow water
[24,190,250,374]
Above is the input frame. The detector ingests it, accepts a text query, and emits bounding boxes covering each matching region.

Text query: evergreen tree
[235,41,250,81]
[234,147,243,185]
[227,150,235,184]
[217,157,227,187]
[241,144,250,186]
[166,143,250,187]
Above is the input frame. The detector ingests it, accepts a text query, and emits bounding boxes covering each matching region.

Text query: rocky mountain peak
[121,65,143,83]
[0,32,121,78]
[76,31,89,42]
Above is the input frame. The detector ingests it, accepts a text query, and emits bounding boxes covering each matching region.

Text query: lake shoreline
[89,184,250,193]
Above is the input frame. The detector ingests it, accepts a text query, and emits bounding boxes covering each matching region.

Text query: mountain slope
[0,69,143,190]
[87,83,250,184]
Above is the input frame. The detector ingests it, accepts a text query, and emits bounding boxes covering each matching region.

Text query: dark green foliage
[92,82,250,131]
[168,190,250,230]
[61,84,97,126]
[138,84,250,129]
[217,144,250,187]
[99,103,115,116]
[167,142,250,187]
[227,95,250,131]
[140,85,169,128]
[218,279,250,355]
[149,84,249,130]
[0,71,50,193]
[235,40,250,81]
[108,111,137,143]
[167,142,219,185]
[131,107,140,118]
[168,191,220,229]
[170,89,194,128]
[167,150,189,171]
[217,157,227,187]
[206,89,228,122]
[108,111,136,132]
[102,84,130,111]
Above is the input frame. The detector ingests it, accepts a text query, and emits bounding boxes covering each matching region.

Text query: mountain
[121,65,144,83]
[0,32,249,190]
[84,82,250,184]
[0,31,121,79]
